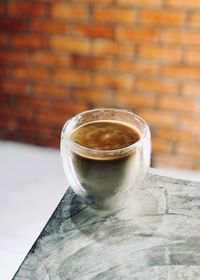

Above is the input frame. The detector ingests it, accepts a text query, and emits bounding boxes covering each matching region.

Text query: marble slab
[14,174,200,280]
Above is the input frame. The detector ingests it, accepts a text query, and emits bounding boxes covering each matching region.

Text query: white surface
[0,141,199,280]
[0,141,67,280]
[150,167,200,182]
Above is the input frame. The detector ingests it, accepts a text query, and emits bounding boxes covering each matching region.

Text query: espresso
[70,121,142,208]
[71,120,141,151]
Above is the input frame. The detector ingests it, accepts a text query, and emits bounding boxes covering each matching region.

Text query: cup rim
[61,108,150,157]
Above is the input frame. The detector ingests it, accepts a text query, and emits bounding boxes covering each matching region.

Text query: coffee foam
[71,120,141,161]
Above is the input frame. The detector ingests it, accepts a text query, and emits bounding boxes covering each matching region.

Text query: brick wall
[0,0,200,170]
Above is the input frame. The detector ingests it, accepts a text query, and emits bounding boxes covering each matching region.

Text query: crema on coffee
[71,120,141,151]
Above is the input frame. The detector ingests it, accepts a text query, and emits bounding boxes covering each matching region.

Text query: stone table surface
[14,174,200,280]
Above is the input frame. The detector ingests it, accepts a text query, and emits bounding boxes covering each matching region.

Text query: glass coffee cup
[60,108,151,210]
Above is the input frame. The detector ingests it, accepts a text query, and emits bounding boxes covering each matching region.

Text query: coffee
[71,120,141,151]
[70,120,142,208]
[61,109,151,210]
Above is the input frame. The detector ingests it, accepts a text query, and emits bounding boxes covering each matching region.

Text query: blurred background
[0,0,200,171]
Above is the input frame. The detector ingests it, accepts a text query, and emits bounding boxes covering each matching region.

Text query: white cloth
[0,141,66,280]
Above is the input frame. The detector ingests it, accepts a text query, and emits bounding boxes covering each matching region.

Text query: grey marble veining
[14,174,200,280]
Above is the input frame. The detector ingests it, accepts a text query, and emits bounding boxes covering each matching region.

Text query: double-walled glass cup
[61,108,151,210]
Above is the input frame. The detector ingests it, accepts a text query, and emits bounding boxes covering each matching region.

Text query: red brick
[117,0,161,6]
[0,80,28,95]
[31,20,68,34]
[16,96,50,110]
[114,60,157,75]
[180,115,200,131]
[157,96,199,113]
[72,0,113,3]
[138,45,182,62]
[152,139,173,154]
[36,112,67,127]
[153,154,194,169]
[53,100,88,114]
[136,109,177,127]
[74,24,114,39]
[5,133,39,146]
[52,70,91,86]
[73,87,108,106]
[2,0,200,170]
[0,118,18,133]
[139,10,184,26]
[0,33,8,47]
[51,4,88,21]
[12,34,47,50]
[72,55,112,71]
[116,27,159,42]
[165,0,200,9]
[188,12,200,27]
[161,29,200,46]
[92,40,134,57]
[115,92,155,108]
[8,2,46,17]
[184,48,200,64]
[36,103,87,126]
[93,7,135,24]
[0,50,28,64]
[19,124,52,139]
[0,66,9,79]
[31,52,70,67]
[32,85,69,98]
[154,127,196,143]
[0,94,13,105]
[194,160,200,170]
[11,66,49,81]
[0,18,27,32]
[176,143,200,158]
[183,82,200,97]
[136,79,179,94]
[93,73,134,90]
[0,2,5,14]
[0,103,33,120]
[161,64,200,80]
[50,36,90,54]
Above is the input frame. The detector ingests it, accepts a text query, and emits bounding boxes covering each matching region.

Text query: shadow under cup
[61,109,151,210]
